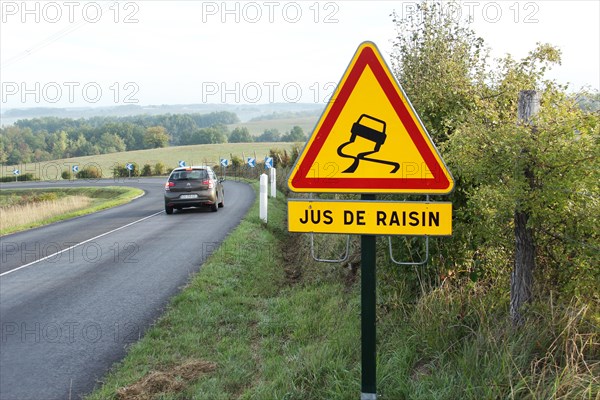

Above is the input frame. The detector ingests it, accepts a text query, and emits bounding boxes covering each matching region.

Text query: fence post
[260,173,268,223]
[511,90,540,325]
[270,168,276,198]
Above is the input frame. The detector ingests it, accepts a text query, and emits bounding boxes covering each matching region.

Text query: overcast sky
[1,1,598,109]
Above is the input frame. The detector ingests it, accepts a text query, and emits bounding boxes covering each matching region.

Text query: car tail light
[165,181,175,191]
[202,179,214,189]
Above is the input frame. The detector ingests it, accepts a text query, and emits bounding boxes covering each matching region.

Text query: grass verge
[85,184,598,399]
[85,184,362,400]
[0,187,144,235]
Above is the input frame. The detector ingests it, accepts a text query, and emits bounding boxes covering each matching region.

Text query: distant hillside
[229,116,319,136]
[248,109,321,122]
[0,103,324,126]
[1,108,317,166]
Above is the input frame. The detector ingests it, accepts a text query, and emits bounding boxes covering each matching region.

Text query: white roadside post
[270,168,276,198]
[260,173,268,223]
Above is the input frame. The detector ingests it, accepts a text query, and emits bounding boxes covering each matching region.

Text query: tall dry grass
[512,301,600,399]
[0,195,92,231]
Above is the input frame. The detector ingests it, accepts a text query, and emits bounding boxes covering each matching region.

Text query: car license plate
[180,194,198,199]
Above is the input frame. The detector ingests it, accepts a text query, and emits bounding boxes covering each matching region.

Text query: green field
[1,142,296,180]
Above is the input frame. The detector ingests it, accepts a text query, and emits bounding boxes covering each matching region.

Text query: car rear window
[170,169,208,181]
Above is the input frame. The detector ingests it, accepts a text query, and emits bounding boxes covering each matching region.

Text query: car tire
[165,205,174,215]
[211,202,218,212]
[218,191,224,208]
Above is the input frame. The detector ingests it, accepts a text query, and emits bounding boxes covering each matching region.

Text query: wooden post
[511,90,540,325]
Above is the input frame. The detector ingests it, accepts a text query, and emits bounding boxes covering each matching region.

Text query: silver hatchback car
[164,166,224,214]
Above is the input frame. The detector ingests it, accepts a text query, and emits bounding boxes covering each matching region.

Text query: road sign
[13,169,20,175]
[72,165,79,173]
[264,157,273,169]
[247,157,256,168]
[288,41,454,194]
[220,158,229,167]
[126,163,134,171]
[178,160,186,167]
[288,200,452,236]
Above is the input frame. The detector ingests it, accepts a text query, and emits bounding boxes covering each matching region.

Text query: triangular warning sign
[288,42,454,194]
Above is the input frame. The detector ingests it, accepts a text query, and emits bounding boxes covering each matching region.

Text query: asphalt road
[0,177,255,400]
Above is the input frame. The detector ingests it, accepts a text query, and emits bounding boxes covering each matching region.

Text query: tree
[229,127,253,143]
[391,1,487,143]
[445,64,599,307]
[0,144,7,164]
[391,0,599,314]
[49,131,69,159]
[143,126,170,149]
[0,112,242,164]
[99,132,126,154]
[256,128,281,142]
[180,125,228,145]
[70,134,98,157]
[281,126,306,142]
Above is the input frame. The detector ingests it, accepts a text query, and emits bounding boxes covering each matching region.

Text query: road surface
[0,177,254,399]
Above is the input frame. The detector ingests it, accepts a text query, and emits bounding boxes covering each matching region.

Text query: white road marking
[0,211,164,277]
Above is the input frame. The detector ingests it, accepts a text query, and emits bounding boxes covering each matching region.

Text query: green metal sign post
[360,194,377,399]
[286,42,455,399]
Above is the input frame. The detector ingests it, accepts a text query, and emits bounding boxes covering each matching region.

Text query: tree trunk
[510,90,540,326]
[511,210,535,324]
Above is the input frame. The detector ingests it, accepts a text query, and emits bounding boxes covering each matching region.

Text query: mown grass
[1,142,295,180]
[85,185,599,399]
[0,187,143,235]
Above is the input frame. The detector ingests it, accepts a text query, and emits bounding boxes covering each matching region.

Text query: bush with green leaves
[112,164,139,178]
[0,173,36,182]
[141,164,153,176]
[390,1,599,301]
[77,166,102,179]
[153,162,166,176]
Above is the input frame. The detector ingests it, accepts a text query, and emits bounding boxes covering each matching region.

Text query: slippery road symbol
[336,114,400,173]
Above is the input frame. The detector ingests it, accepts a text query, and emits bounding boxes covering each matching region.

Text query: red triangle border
[290,44,451,192]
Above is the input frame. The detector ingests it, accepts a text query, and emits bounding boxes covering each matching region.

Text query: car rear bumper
[164,193,217,207]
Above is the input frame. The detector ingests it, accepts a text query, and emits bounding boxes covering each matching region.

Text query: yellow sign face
[288,200,452,236]
[288,41,454,194]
